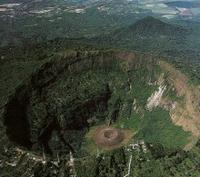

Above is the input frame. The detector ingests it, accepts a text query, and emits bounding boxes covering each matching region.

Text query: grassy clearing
[136,108,190,148]
[114,107,190,148]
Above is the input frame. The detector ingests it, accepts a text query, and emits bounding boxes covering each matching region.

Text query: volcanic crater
[93,127,125,148]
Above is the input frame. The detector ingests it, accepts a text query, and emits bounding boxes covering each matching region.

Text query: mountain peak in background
[128,16,188,36]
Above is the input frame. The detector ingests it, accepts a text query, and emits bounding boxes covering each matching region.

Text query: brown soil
[92,126,133,150]
[115,51,137,71]
[159,61,200,149]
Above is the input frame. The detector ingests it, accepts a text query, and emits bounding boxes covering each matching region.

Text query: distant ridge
[166,1,200,8]
[85,16,190,55]
[122,16,188,37]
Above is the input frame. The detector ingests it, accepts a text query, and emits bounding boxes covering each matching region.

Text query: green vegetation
[75,141,200,177]
[0,60,45,107]
[136,108,189,148]
[0,9,199,177]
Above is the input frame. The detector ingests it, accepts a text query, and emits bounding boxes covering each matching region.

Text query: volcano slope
[0,49,200,177]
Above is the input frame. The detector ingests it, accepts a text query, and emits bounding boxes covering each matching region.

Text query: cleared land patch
[86,125,133,151]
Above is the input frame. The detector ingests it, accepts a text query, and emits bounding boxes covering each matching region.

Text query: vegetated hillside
[86,16,200,61]
[111,16,189,53]
[0,5,146,48]
[121,16,188,37]
[2,16,200,65]
[0,48,199,176]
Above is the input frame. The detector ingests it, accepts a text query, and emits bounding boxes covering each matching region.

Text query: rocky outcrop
[146,85,166,111]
